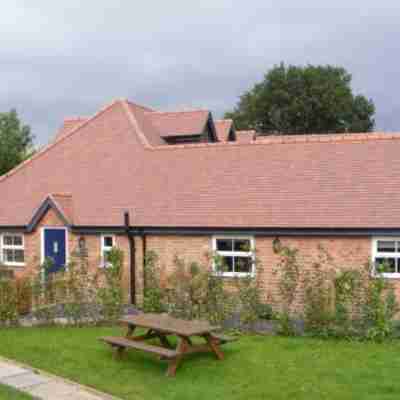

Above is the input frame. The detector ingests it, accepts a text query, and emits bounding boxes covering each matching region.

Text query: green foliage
[166,255,233,324]
[225,63,375,134]
[96,247,124,323]
[30,246,124,325]
[273,244,300,334]
[362,262,399,342]
[0,278,19,325]
[255,303,273,320]
[234,268,263,327]
[274,243,399,341]
[143,251,166,313]
[0,109,34,176]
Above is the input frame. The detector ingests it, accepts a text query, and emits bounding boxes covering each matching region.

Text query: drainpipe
[141,228,147,292]
[124,212,136,305]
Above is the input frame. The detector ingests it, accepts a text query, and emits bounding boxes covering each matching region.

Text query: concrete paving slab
[0,371,51,389]
[71,389,107,400]
[0,361,28,378]
[0,357,120,399]
[26,380,78,399]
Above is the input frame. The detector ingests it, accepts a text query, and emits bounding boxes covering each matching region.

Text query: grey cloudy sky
[1,1,400,145]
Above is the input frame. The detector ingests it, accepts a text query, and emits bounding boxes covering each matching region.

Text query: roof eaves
[27,195,71,232]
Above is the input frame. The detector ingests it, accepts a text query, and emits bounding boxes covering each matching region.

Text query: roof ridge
[0,99,121,183]
[121,100,152,148]
[146,109,209,115]
[151,132,400,152]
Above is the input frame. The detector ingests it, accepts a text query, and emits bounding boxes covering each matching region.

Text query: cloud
[1,0,400,144]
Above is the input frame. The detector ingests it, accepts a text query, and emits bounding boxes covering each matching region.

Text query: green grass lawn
[0,326,399,400]
[0,384,33,399]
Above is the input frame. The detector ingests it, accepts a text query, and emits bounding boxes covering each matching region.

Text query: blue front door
[44,229,67,273]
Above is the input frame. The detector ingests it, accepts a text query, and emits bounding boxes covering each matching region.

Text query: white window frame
[100,234,116,267]
[0,233,25,267]
[372,237,400,278]
[212,235,255,277]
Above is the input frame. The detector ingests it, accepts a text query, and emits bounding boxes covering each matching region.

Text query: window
[101,235,115,267]
[372,238,400,277]
[1,234,25,266]
[212,236,255,277]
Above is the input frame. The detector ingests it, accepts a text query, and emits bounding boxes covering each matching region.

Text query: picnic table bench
[100,313,237,377]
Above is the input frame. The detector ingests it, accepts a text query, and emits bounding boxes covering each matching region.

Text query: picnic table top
[120,313,220,337]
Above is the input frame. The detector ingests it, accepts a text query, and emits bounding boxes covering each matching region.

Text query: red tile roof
[146,110,209,138]
[50,193,74,224]
[236,130,256,143]
[215,119,233,142]
[1,99,400,229]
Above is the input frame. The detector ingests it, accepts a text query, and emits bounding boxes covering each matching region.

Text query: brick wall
[139,235,400,312]
[9,214,400,310]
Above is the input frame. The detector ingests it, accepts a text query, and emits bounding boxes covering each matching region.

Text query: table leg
[166,337,189,377]
[157,333,172,349]
[113,345,125,360]
[204,334,224,360]
[126,324,136,338]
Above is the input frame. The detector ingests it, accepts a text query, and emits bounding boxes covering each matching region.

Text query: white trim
[41,227,69,267]
[100,234,116,268]
[371,237,400,278]
[212,235,255,277]
[0,233,25,267]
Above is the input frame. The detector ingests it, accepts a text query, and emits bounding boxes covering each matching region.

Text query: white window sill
[380,273,400,279]
[1,263,25,268]
[371,272,400,279]
[214,272,255,278]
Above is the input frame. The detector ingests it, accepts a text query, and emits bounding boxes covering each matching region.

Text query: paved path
[0,358,120,400]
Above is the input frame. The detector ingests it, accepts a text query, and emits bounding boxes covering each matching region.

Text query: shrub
[0,278,18,325]
[274,243,400,340]
[15,277,32,315]
[361,262,399,341]
[96,247,124,323]
[143,251,166,314]
[165,254,234,324]
[255,303,273,320]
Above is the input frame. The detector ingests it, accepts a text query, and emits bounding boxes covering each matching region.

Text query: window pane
[375,257,396,273]
[377,241,396,253]
[3,249,14,263]
[13,236,23,246]
[216,239,233,251]
[221,256,234,272]
[235,256,252,273]
[3,236,13,246]
[103,236,114,248]
[234,239,251,252]
[13,250,24,263]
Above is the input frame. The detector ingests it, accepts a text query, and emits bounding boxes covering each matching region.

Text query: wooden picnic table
[100,313,236,377]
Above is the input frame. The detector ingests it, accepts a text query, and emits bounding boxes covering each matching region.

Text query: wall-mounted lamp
[78,236,87,257]
[272,237,282,254]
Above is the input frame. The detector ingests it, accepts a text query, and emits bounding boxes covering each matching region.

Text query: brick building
[1,99,399,304]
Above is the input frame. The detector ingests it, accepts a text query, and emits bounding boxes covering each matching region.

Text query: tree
[225,64,375,135]
[0,110,34,176]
